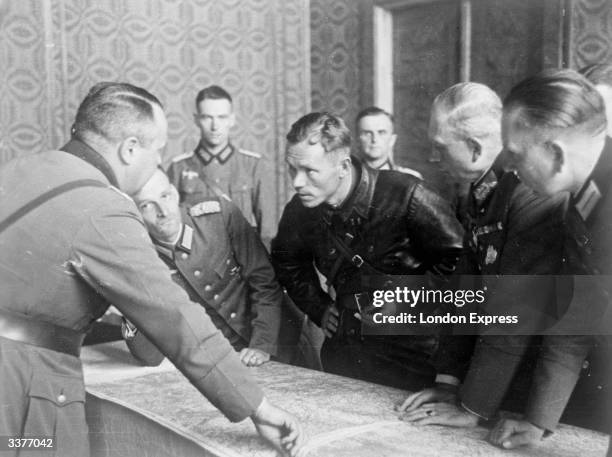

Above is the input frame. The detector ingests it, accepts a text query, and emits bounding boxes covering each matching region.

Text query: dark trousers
[320,310,436,392]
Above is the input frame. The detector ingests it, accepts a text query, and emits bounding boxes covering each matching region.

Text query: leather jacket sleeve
[271,197,334,327]
[406,182,465,274]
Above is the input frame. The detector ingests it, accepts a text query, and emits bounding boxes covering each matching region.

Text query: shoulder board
[238,149,262,159]
[109,185,132,202]
[171,151,195,163]
[189,200,221,217]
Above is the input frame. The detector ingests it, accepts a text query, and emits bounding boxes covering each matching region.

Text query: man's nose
[210,118,218,130]
[292,171,306,189]
[157,202,169,217]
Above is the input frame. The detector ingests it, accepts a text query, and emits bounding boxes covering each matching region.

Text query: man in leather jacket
[271,112,464,390]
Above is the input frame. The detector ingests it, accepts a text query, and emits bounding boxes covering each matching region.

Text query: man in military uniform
[397,82,567,442]
[487,69,611,450]
[271,112,464,391]
[167,85,273,243]
[355,106,422,178]
[123,168,282,367]
[0,82,303,457]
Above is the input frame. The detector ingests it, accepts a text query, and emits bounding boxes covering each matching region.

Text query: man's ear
[118,137,140,165]
[389,133,397,150]
[547,141,565,174]
[229,112,236,129]
[338,154,352,178]
[466,137,482,162]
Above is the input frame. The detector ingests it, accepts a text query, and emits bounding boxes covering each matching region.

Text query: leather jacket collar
[326,156,377,223]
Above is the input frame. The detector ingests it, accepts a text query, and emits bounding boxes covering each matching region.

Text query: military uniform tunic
[0,140,263,456]
[167,142,274,242]
[127,198,283,365]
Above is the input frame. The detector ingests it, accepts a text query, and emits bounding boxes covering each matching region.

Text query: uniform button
[329,248,336,255]
[368,245,374,253]
[205,285,212,291]
[194,270,201,277]
[583,360,590,370]
[214,294,220,301]
[215,178,220,183]
[348,329,356,336]
[230,312,237,319]
[57,394,66,404]
[226,259,231,265]
[180,253,188,260]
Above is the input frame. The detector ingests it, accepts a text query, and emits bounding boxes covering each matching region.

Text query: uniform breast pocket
[215,254,241,283]
[24,369,89,456]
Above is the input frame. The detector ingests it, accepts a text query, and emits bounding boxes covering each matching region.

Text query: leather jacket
[271,157,465,326]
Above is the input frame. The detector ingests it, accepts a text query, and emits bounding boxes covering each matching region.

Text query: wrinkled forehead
[286,139,333,165]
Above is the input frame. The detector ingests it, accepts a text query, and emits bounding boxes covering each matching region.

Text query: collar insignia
[574,180,601,221]
[178,224,193,252]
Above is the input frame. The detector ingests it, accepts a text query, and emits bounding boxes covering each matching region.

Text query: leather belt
[0,308,84,357]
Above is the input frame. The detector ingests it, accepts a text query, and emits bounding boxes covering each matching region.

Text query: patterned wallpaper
[0,0,310,220]
[310,0,362,130]
[570,0,612,69]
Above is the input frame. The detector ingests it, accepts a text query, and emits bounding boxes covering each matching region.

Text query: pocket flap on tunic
[29,371,86,407]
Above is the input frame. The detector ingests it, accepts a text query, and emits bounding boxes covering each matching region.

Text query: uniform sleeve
[433,334,477,382]
[271,198,333,327]
[460,187,567,421]
[406,182,465,274]
[126,331,166,367]
[223,200,283,356]
[251,156,276,248]
[69,200,263,422]
[525,335,593,431]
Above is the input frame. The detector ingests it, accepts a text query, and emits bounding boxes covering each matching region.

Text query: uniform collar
[152,221,194,259]
[60,138,119,187]
[377,159,393,170]
[195,141,235,165]
[324,157,375,223]
[573,136,612,221]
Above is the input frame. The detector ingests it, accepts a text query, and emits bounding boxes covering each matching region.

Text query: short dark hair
[355,106,394,128]
[504,68,606,136]
[286,112,351,154]
[73,82,163,146]
[579,63,612,87]
[195,85,233,107]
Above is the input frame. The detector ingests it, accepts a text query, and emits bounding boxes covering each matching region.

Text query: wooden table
[82,341,608,457]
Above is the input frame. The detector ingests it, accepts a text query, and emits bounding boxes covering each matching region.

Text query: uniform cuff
[190,348,264,422]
